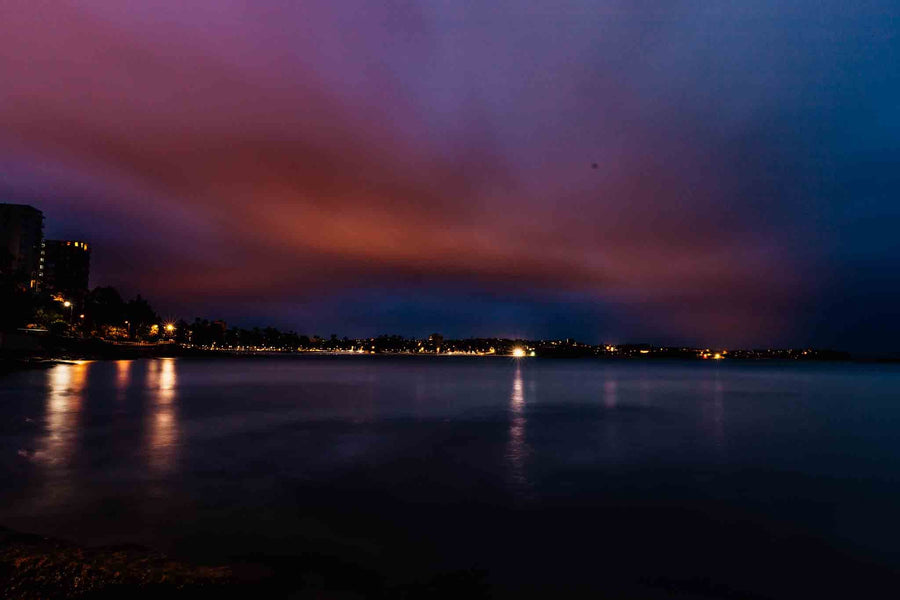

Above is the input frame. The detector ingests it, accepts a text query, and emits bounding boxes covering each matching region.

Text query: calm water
[3,357,900,597]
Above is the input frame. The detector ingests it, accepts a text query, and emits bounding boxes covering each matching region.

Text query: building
[42,240,91,305]
[0,203,44,290]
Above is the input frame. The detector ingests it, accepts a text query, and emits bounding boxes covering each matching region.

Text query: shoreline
[1,334,893,375]
[3,348,894,376]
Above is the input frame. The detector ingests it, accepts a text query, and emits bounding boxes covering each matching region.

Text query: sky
[1,1,899,351]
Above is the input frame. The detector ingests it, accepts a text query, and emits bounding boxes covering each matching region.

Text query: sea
[2,356,900,598]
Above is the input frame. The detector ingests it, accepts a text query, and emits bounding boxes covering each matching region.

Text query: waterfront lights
[512,347,526,358]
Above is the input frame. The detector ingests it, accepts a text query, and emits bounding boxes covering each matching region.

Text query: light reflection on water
[712,377,725,451]
[145,358,179,474]
[30,362,90,510]
[5,356,900,594]
[115,359,132,400]
[698,375,726,455]
[38,362,89,468]
[505,364,530,496]
[603,378,618,409]
[603,375,621,458]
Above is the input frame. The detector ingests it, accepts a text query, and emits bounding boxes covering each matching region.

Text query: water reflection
[603,378,618,409]
[115,360,132,400]
[145,358,179,474]
[505,364,531,496]
[711,377,725,452]
[39,362,90,467]
[639,377,651,407]
[697,374,727,456]
[30,362,91,511]
[602,375,621,458]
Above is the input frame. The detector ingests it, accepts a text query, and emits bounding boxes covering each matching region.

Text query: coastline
[2,333,891,377]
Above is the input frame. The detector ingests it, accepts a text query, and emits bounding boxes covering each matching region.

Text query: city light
[63,301,71,308]
[165,323,176,332]
[512,347,526,358]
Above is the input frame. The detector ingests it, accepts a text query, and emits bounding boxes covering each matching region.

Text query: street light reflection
[27,362,92,511]
[145,358,179,474]
[505,364,531,497]
[604,379,618,409]
[115,360,132,399]
[40,362,89,467]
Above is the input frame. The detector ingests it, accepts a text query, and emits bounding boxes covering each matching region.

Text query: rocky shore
[0,527,234,599]
[0,526,496,599]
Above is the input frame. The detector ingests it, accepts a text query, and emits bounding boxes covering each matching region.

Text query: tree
[84,286,126,335]
[125,295,158,338]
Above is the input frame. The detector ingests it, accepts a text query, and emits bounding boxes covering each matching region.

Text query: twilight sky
[2,1,899,350]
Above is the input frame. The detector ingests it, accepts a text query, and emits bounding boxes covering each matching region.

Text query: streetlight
[62,300,73,325]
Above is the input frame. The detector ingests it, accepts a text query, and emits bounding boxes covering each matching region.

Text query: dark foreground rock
[0,526,495,599]
[0,527,234,599]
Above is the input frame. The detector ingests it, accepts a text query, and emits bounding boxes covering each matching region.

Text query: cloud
[2,1,897,347]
